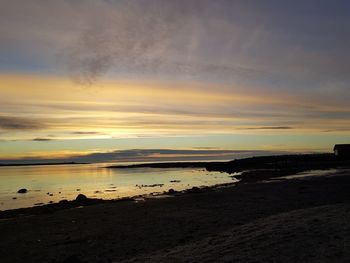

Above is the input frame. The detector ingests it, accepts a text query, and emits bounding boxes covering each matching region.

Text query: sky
[1,0,350,163]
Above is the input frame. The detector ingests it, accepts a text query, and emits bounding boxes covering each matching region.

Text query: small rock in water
[12,197,17,200]
[75,194,88,202]
[17,188,28,194]
[139,184,164,188]
[170,180,181,183]
[167,188,177,195]
[76,189,81,191]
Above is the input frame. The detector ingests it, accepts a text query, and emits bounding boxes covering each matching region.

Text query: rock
[75,194,88,202]
[167,188,177,195]
[12,197,17,200]
[58,199,69,204]
[17,188,28,194]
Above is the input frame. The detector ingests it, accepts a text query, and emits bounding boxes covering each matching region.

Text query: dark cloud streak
[241,126,294,130]
[0,116,46,131]
[32,138,53,142]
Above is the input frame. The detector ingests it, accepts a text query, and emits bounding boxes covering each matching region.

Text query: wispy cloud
[0,74,349,142]
[241,126,294,130]
[58,1,282,85]
[71,131,106,135]
[0,116,45,131]
[2,0,349,90]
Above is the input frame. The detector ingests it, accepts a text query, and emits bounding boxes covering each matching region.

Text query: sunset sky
[1,0,350,163]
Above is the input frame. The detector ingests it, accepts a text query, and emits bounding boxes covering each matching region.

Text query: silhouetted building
[334,144,350,158]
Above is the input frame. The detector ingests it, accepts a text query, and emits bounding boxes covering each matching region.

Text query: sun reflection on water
[0,163,235,210]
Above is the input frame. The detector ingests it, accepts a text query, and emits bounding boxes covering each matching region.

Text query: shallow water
[0,163,237,210]
[276,169,339,180]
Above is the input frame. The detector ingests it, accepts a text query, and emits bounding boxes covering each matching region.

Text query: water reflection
[275,169,339,180]
[0,163,235,210]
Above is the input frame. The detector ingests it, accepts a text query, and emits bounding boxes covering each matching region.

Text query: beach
[1,166,350,263]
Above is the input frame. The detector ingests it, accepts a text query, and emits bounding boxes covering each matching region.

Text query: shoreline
[2,153,350,214]
[0,166,233,212]
[1,169,350,262]
[0,165,347,217]
[0,179,237,218]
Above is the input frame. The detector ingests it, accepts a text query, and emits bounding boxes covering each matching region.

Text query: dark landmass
[0,162,87,167]
[206,153,346,172]
[107,161,219,169]
[109,153,350,183]
[1,167,350,262]
[207,153,350,183]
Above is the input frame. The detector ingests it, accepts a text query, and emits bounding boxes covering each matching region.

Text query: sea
[0,162,238,211]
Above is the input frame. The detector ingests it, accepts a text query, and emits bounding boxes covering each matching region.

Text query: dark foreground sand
[1,170,350,263]
[123,204,350,263]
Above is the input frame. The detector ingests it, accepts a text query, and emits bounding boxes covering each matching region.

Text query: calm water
[0,163,237,211]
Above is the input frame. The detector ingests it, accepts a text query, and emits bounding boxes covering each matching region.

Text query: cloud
[62,1,185,85]
[55,1,279,85]
[71,131,106,135]
[1,74,350,142]
[32,138,53,142]
[0,116,45,131]
[53,0,350,92]
[241,126,294,130]
[1,0,350,97]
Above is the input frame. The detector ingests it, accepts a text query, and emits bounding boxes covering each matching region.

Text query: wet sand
[1,169,350,263]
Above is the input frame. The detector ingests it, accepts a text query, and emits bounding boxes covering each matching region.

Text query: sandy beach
[1,167,350,263]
